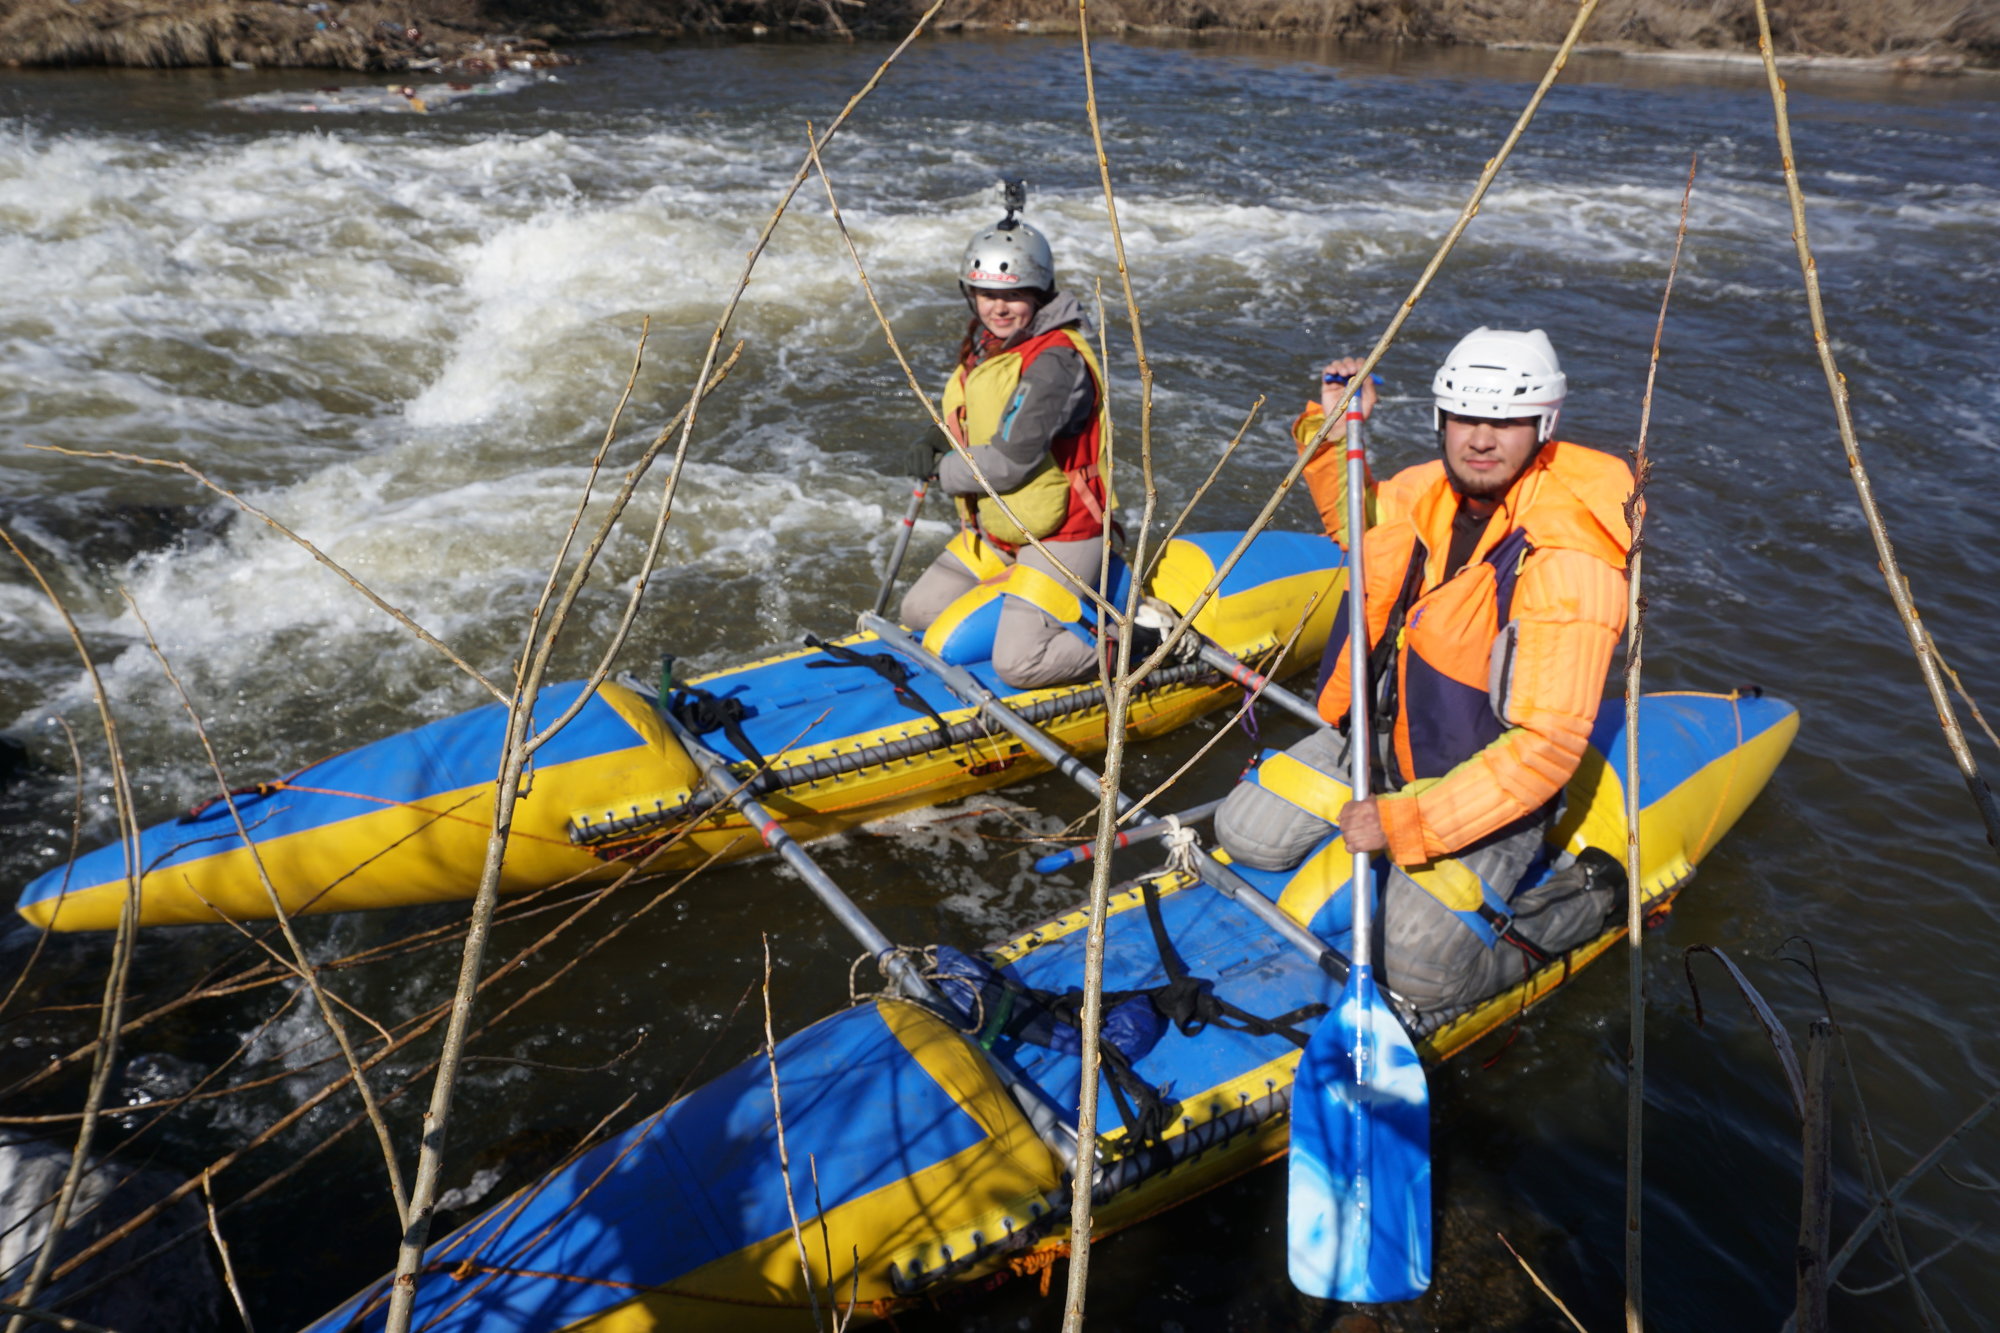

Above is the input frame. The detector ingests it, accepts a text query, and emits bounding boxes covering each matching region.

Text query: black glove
[908,434,946,480]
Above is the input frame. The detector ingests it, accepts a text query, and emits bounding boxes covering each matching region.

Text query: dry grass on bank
[941,0,1998,67]
[0,0,857,68]
[0,0,489,71]
[0,0,1993,74]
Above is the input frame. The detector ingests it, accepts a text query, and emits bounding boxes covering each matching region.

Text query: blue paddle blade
[1287,966,1432,1302]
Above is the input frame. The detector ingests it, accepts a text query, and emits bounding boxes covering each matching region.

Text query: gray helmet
[960,179,1056,294]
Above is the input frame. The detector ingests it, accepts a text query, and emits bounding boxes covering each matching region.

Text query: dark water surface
[1,32,1997,1332]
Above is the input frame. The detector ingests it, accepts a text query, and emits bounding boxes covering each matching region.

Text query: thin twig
[1780,937,1947,1330]
[0,719,82,1019]
[1122,608,1320,819]
[1621,150,1697,1333]
[763,936,824,1332]
[1796,1020,1834,1333]
[1834,1228,1977,1297]
[516,319,651,698]
[801,128,1118,623]
[1931,638,2000,756]
[461,1030,648,1075]
[24,445,505,703]
[1778,1085,2000,1332]
[1150,395,1265,568]
[510,342,745,760]
[0,1304,115,1333]
[383,326,748,1329]
[201,1174,254,1333]
[0,533,142,1333]
[122,589,411,1227]
[1061,0,1165,1319]
[1750,0,2000,854]
[1496,1232,1589,1333]
[1120,0,1610,695]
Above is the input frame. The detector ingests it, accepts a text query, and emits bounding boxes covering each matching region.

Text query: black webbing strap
[1366,541,1431,788]
[668,686,769,773]
[1478,902,1552,966]
[968,965,1178,1149]
[803,634,956,737]
[1138,877,1327,1048]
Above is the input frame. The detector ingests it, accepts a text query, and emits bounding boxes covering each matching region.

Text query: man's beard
[1444,457,1518,500]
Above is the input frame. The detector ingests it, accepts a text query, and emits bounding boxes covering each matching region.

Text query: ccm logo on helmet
[967,269,1022,284]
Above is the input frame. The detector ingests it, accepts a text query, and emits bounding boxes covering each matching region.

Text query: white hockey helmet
[961,179,1056,294]
[1431,327,1567,443]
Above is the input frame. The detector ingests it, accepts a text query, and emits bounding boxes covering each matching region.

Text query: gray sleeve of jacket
[938,346,1096,497]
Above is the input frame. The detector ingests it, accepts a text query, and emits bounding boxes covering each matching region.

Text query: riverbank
[2,0,1994,71]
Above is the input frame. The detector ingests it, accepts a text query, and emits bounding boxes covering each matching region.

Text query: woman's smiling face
[972,288,1038,340]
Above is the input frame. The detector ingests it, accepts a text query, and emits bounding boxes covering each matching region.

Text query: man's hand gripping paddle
[1286,388,1433,1302]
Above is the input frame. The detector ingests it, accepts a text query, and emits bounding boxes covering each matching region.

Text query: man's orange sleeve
[1293,403,1376,549]
[1375,547,1628,864]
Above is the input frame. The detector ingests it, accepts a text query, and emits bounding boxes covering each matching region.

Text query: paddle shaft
[656,700,1080,1168]
[1344,406,1374,955]
[1031,798,1224,875]
[871,475,931,618]
[859,613,1350,981]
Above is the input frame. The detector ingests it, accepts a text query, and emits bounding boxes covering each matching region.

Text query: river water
[1,32,1997,1332]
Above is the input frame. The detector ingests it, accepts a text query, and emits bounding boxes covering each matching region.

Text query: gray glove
[908,433,946,480]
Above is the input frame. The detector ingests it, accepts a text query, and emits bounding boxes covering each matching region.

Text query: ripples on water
[0,36,1995,1331]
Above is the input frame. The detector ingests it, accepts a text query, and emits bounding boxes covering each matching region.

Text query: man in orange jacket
[1216,328,1633,1018]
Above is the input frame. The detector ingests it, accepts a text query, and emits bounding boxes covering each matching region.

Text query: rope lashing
[1160,817,1199,878]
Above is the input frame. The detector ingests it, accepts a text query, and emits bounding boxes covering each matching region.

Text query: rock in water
[0,1134,224,1331]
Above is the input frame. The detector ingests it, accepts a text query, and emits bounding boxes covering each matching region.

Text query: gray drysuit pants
[1214,728,1617,1019]
[899,535,1105,690]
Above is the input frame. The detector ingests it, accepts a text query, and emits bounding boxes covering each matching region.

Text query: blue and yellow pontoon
[302,688,1797,1331]
[17,531,1343,931]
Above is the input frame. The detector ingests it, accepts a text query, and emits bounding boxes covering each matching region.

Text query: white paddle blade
[1287,969,1432,1302]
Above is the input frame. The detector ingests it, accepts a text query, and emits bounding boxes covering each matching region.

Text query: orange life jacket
[1314,442,1634,864]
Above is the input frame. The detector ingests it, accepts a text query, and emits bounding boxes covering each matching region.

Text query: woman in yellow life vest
[900,189,1113,689]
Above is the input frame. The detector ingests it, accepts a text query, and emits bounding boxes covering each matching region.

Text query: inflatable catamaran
[17,531,1343,932]
[304,687,1797,1331]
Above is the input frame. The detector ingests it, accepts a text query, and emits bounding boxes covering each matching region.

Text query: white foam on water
[0,100,1962,777]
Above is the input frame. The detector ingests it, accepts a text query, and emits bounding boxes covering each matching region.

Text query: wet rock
[0,1134,224,1332]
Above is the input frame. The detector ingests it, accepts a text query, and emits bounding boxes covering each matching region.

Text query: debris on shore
[0,1,573,73]
[0,0,1992,72]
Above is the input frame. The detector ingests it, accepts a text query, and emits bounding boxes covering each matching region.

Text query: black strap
[1477,902,1552,965]
[803,634,956,737]
[950,881,1331,1152]
[1138,876,1327,1047]
[668,686,768,773]
[1366,540,1431,789]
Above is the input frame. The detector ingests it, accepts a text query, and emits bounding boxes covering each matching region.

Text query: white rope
[1161,816,1200,878]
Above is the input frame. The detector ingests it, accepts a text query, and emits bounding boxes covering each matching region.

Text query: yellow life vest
[941,327,1110,549]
